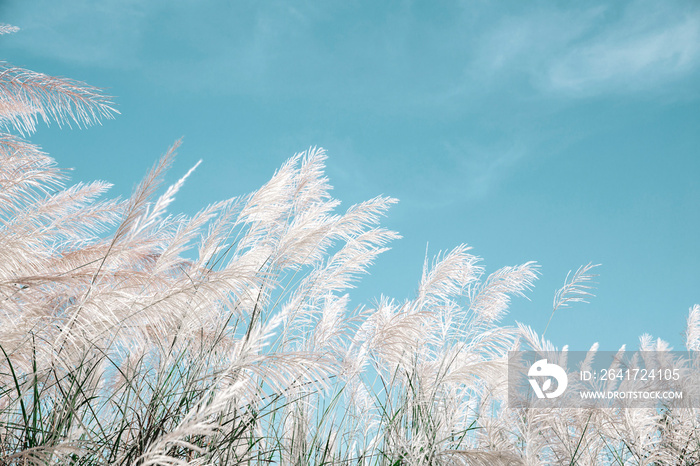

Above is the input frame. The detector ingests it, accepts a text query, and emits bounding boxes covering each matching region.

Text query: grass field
[1,23,699,465]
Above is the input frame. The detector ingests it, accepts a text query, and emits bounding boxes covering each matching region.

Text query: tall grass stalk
[1,24,699,465]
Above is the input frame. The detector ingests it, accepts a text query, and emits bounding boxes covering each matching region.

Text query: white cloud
[4,0,152,68]
[467,0,700,98]
[8,0,698,105]
[547,11,700,94]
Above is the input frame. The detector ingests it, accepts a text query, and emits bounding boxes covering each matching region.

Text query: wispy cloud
[7,0,699,102]
[432,140,528,205]
[402,139,530,209]
[468,0,700,98]
[546,6,700,95]
[4,0,151,68]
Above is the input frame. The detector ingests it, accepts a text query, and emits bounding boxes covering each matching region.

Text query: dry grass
[1,25,699,465]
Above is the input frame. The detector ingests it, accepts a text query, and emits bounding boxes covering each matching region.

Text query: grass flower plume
[1,24,698,465]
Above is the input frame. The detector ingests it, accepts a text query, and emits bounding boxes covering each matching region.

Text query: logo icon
[528,359,568,399]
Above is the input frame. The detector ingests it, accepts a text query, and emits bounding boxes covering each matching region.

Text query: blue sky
[2,0,699,351]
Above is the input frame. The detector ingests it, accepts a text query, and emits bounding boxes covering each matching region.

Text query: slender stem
[542,307,557,338]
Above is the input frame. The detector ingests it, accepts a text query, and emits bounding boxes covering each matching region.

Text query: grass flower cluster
[1,25,699,465]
